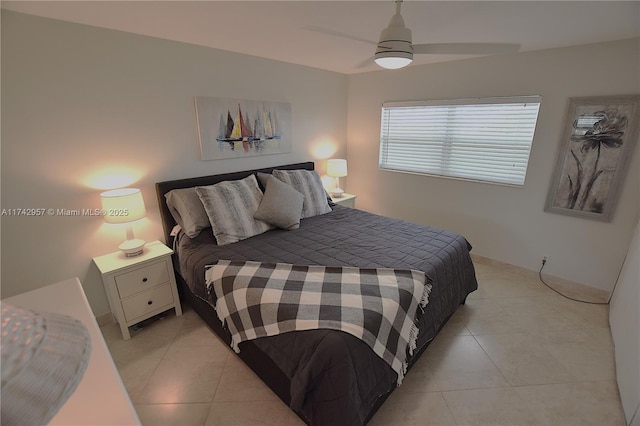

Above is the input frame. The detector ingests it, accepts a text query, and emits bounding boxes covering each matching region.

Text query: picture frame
[545,95,640,222]
[194,96,292,161]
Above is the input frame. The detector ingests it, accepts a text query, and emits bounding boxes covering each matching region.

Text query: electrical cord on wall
[538,259,609,305]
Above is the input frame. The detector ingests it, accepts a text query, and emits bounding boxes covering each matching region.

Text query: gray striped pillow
[272,169,332,219]
[195,175,273,245]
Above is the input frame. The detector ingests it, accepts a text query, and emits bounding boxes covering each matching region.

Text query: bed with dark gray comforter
[156,162,477,426]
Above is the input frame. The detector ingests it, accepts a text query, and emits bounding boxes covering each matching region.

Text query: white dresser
[3,278,140,425]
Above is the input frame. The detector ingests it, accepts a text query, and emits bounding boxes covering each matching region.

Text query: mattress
[174,205,477,425]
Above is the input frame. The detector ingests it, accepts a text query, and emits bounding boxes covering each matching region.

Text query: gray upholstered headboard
[155,161,315,245]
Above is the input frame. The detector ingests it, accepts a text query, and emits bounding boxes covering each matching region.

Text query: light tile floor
[101,259,625,426]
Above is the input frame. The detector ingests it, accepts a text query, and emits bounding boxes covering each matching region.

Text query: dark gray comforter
[175,206,477,425]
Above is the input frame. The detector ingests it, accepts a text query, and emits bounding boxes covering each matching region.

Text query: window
[379,96,541,186]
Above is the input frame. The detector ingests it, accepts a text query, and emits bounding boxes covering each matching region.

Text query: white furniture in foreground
[610,219,640,426]
[3,278,140,426]
[93,240,182,340]
[332,193,357,208]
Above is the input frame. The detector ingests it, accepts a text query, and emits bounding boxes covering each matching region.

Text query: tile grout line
[437,390,461,426]
[131,313,188,405]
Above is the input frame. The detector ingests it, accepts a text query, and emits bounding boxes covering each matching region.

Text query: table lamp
[327,159,348,198]
[100,188,146,257]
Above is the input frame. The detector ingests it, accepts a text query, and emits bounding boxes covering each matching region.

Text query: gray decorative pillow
[272,169,332,219]
[165,188,210,238]
[254,176,304,230]
[195,175,272,246]
[256,172,271,191]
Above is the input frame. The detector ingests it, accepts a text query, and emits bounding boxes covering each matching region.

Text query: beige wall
[1,11,348,315]
[347,38,640,293]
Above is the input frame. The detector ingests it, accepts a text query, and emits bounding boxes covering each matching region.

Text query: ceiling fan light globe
[374,45,413,69]
[374,55,413,69]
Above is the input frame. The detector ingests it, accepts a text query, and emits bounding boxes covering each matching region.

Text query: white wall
[610,219,640,426]
[347,38,640,293]
[1,11,348,315]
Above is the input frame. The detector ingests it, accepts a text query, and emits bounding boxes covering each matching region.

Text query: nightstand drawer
[115,261,169,298]
[121,283,174,322]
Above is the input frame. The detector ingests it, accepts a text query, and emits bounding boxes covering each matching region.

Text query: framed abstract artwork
[195,96,292,160]
[545,95,639,222]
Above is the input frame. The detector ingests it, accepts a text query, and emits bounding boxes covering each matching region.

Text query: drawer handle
[142,277,148,283]
[147,300,153,306]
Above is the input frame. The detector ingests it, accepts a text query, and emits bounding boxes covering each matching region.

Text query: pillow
[272,169,332,219]
[195,175,272,246]
[165,188,210,238]
[254,176,304,230]
[259,170,336,207]
[256,172,271,191]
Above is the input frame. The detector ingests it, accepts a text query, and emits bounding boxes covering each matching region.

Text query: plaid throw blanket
[205,260,432,385]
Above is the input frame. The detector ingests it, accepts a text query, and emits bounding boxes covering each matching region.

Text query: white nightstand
[332,193,357,208]
[93,240,182,340]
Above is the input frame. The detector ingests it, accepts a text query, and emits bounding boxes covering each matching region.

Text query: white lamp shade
[100,188,146,224]
[327,159,348,178]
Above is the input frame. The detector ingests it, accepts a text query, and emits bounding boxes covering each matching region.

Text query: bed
[156,161,477,425]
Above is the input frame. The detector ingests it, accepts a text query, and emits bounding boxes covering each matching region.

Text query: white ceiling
[3,1,639,74]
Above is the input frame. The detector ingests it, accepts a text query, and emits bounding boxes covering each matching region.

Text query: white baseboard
[470,253,610,303]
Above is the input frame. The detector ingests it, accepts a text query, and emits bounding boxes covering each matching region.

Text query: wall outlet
[542,255,549,264]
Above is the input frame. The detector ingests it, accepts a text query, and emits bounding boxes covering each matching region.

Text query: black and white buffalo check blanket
[205,260,432,385]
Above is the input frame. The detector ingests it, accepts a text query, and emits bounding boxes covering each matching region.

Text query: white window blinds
[379,96,541,186]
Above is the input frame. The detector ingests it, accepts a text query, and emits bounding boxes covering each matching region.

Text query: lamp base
[119,239,145,257]
[331,188,345,198]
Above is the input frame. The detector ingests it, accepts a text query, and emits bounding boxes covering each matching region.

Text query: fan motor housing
[375,25,413,61]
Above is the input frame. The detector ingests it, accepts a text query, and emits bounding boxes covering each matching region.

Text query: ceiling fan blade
[413,43,520,55]
[356,56,375,69]
[302,25,377,46]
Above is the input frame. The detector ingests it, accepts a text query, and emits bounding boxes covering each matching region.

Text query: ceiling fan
[369,0,521,69]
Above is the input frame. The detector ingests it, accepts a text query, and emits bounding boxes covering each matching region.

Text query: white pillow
[273,169,332,219]
[195,175,272,246]
[254,176,304,230]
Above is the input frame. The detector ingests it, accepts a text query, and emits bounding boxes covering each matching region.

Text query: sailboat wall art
[195,96,292,160]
